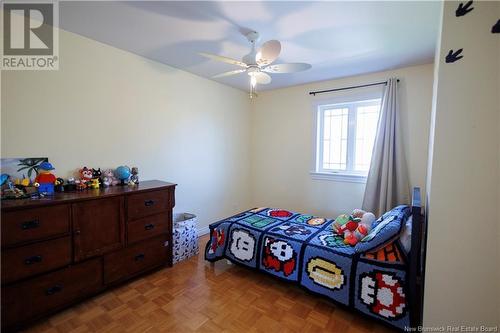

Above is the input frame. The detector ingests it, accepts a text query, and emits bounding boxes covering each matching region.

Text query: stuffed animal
[102,169,119,187]
[75,179,87,190]
[352,209,366,219]
[333,210,376,246]
[333,214,360,235]
[89,178,100,189]
[92,168,102,187]
[79,167,93,186]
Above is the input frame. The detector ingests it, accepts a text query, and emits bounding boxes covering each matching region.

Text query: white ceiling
[60,1,440,91]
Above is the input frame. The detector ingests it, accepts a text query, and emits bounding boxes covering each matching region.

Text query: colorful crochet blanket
[205,206,411,330]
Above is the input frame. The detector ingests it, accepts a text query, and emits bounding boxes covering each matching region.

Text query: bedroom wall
[425,1,500,327]
[1,28,252,233]
[250,64,434,218]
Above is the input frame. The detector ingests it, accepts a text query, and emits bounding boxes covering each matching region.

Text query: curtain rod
[309,79,400,96]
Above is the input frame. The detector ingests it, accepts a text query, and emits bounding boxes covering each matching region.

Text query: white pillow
[399,216,412,253]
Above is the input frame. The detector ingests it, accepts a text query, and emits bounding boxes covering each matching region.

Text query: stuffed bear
[333,210,376,246]
[79,167,93,186]
[102,169,119,187]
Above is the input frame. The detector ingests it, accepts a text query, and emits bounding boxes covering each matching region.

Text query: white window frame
[311,96,381,183]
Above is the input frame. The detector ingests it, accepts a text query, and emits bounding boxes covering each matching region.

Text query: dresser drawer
[1,205,70,247]
[104,236,167,284]
[2,236,71,284]
[1,258,102,329]
[127,213,170,244]
[127,190,170,220]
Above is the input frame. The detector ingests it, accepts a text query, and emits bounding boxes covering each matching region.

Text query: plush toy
[75,179,87,190]
[333,210,376,246]
[79,167,93,186]
[333,214,360,235]
[360,212,376,227]
[92,168,102,187]
[89,178,100,189]
[352,209,366,219]
[102,169,119,187]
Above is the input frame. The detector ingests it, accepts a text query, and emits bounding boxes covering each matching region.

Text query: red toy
[333,210,376,246]
[79,167,93,185]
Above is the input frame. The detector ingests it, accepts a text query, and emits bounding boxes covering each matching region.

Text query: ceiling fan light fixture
[201,30,311,99]
[250,74,257,88]
[255,51,262,62]
[249,83,257,99]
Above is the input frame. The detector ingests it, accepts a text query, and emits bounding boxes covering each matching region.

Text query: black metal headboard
[408,187,427,329]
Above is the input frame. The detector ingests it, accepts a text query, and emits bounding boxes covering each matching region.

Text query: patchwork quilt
[205,206,411,331]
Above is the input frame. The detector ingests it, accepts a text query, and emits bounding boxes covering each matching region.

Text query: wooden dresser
[1,180,176,331]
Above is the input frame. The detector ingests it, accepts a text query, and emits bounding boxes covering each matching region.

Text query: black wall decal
[456,1,474,17]
[492,20,500,33]
[445,49,463,63]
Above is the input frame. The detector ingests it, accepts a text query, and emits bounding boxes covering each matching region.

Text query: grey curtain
[362,78,410,216]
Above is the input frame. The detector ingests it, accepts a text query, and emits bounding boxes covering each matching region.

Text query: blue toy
[115,166,131,186]
[34,162,57,195]
[0,174,9,186]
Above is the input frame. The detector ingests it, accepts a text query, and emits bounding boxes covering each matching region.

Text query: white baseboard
[197,225,210,236]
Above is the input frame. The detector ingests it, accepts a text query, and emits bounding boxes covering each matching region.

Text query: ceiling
[60,1,441,91]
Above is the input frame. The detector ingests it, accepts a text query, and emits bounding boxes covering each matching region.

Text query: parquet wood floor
[24,235,395,333]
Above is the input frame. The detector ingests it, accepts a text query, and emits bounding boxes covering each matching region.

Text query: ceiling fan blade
[212,69,246,79]
[263,63,312,73]
[254,72,272,85]
[256,40,281,66]
[199,52,248,68]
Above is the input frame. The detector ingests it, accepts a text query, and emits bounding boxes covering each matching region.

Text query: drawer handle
[24,255,43,265]
[144,223,155,230]
[144,200,155,207]
[21,220,40,230]
[135,253,145,261]
[45,284,63,296]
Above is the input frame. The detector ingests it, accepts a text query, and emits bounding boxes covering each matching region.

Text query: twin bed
[205,188,426,331]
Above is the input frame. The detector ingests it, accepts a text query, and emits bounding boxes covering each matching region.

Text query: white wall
[250,64,434,218]
[1,28,252,232]
[425,1,500,327]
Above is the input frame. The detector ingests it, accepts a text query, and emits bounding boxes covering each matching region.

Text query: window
[313,98,381,182]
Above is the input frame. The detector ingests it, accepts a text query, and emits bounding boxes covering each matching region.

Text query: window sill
[310,171,367,184]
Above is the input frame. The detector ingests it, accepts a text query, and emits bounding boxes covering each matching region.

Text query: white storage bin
[173,213,199,264]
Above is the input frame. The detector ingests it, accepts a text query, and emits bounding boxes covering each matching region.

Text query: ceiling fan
[199,31,312,98]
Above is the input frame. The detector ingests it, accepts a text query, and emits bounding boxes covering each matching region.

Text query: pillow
[399,215,413,253]
[354,205,410,253]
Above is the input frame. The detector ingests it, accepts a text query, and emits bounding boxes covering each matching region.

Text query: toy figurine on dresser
[54,178,65,192]
[90,168,102,189]
[79,167,93,186]
[102,169,119,187]
[115,165,131,186]
[129,167,139,186]
[89,178,100,189]
[64,178,77,192]
[33,162,57,195]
